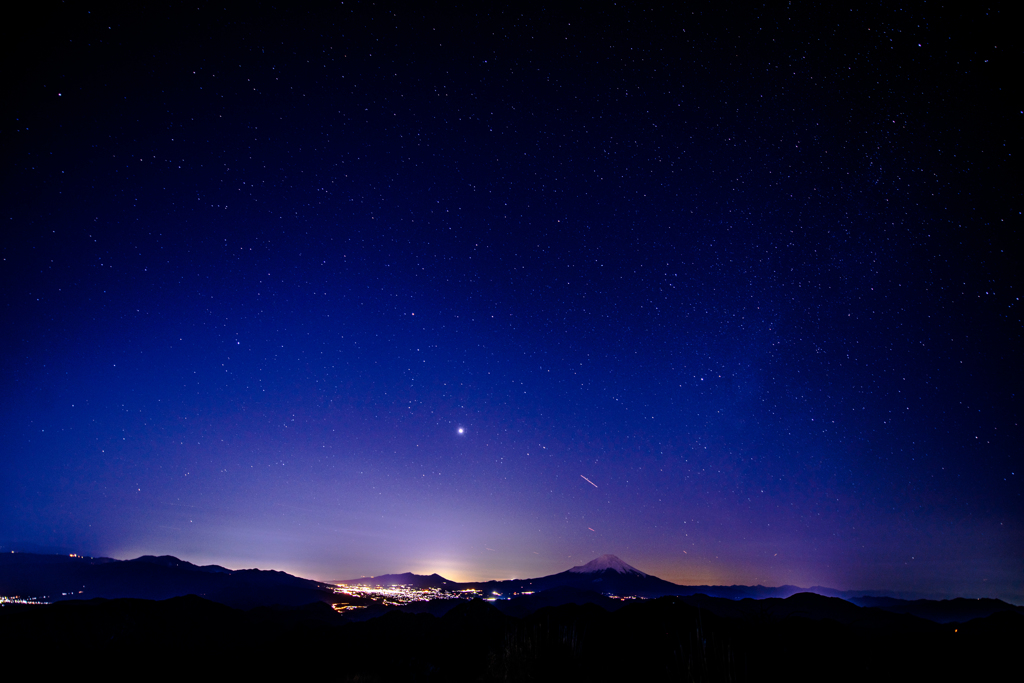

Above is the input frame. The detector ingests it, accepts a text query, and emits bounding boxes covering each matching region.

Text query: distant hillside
[847,595,1024,623]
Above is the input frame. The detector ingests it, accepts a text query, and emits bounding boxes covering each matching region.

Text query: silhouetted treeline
[2,593,1019,681]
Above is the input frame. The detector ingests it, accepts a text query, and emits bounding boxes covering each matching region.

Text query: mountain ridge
[6,551,1022,624]
[333,553,1024,615]
[337,571,460,589]
[0,551,342,609]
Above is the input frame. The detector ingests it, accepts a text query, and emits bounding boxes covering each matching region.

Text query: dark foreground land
[1,592,1019,682]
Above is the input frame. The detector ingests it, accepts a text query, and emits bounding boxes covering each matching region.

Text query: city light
[0,595,50,605]
[331,583,481,611]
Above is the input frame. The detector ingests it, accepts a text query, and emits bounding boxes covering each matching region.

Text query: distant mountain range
[344,553,838,600]
[340,553,1024,623]
[0,552,345,609]
[5,551,1021,624]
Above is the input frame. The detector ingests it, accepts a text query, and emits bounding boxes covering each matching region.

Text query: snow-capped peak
[567,554,647,576]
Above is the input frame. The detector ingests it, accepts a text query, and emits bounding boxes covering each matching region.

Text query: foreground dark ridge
[1,592,1019,682]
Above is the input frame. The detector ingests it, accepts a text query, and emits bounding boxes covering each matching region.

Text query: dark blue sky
[2,2,1019,600]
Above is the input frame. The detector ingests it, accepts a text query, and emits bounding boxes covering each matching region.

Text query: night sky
[2,3,1019,601]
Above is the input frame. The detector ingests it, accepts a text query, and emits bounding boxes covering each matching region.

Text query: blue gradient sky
[2,2,1019,601]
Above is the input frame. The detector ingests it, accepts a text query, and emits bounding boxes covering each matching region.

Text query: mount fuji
[467,554,683,597]
[567,554,648,576]
[341,554,678,597]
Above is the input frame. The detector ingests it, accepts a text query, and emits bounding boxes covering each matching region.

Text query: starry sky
[2,2,1020,600]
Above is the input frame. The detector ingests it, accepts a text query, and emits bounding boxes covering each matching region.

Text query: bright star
[457,427,465,434]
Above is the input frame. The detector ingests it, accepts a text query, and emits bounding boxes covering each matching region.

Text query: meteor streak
[580,475,598,488]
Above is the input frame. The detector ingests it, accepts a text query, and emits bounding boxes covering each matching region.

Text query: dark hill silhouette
[676,591,948,636]
[849,595,1024,623]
